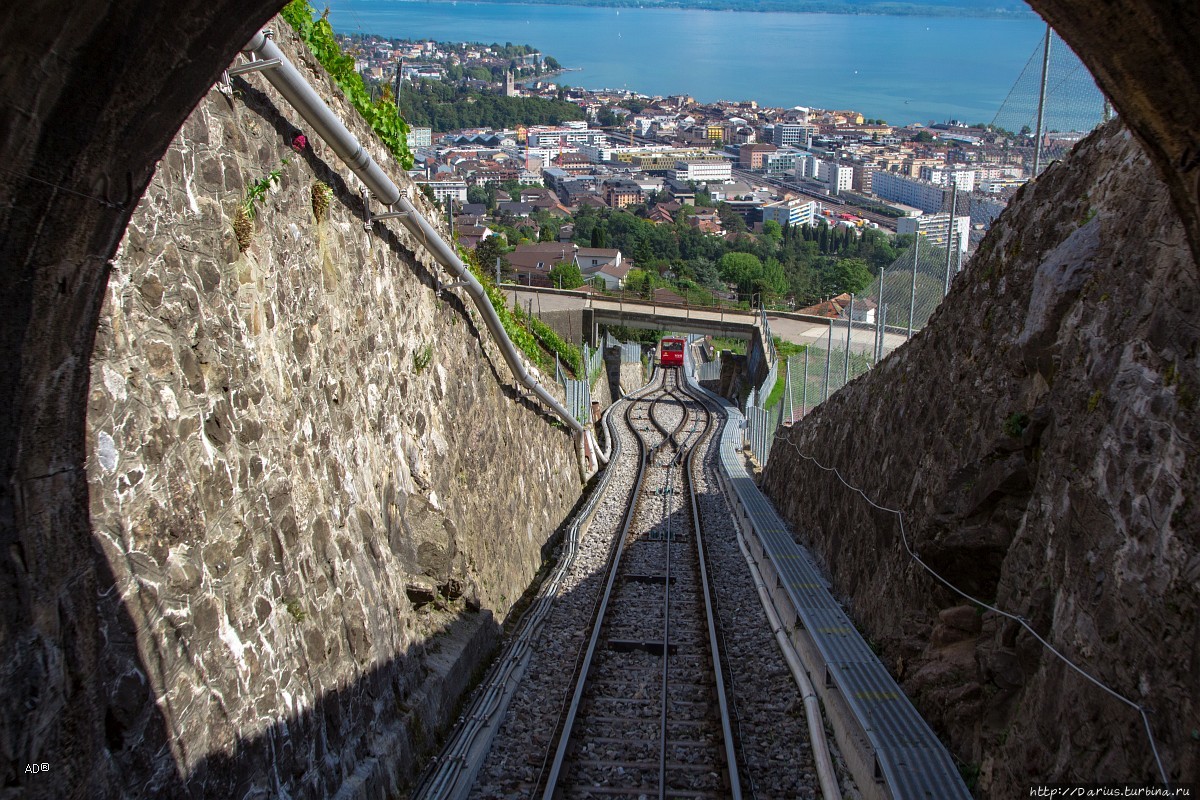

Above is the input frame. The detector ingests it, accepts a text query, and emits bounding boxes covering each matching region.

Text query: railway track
[420,359,831,800]
[538,367,738,799]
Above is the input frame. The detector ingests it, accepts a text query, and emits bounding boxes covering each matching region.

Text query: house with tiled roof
[648,205,675,224]
[456,225,493,250]
[575,247,630,289]
[507,242,576,287]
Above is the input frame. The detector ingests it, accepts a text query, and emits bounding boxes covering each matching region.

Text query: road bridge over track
[502,286,911,354]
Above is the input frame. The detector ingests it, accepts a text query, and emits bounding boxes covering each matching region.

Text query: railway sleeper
[606,639,677,656]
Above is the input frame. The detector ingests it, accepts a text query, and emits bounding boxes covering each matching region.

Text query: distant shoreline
[415,0,1036,20]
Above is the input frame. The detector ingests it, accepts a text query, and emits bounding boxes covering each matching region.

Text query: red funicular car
[659,336,685,367]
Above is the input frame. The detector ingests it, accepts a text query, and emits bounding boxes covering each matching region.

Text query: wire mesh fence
[563,378,591,426]
[868,238,958,358]
[992,27,1108,176]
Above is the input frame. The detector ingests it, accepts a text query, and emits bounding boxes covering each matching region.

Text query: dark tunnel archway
[1,0,1197,795]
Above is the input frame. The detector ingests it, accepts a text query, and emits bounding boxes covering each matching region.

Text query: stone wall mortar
[83,20,580,797]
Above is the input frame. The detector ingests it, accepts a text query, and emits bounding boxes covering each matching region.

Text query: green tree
[719,252,763,293]
[759,257,789,297]
[822,258,873,296]
[716,202,747,233]
[762,220,783,242]
[467,185,492,207]
[475,236,511,281]
[548,261,584,289]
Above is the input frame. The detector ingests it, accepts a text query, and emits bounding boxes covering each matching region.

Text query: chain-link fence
[992,26,1107,176]
[743,241,948,464]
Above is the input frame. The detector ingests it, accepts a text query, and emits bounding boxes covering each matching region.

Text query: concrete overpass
[501,286,912,355]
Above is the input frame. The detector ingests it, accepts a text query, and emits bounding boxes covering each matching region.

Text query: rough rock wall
[763,122,1198,793]
[82,21,580,799]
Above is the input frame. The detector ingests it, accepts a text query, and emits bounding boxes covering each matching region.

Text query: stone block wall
[80,20,580,798]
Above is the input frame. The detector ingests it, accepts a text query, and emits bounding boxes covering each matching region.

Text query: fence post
[943,181,959,297]
[1033,24,1052,176]
[844,294,854,385]
[802,348,809,420]
[875,266,885,364]
[880,303,888,361]
[823,322,833,402]
[783,359,792,427]
[907,235,919,340]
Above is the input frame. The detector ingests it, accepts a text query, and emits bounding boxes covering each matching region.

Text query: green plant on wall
[1003,411,1030,438]
[413,343,433,374]
[281,0,414,169]
[233,162,287,251]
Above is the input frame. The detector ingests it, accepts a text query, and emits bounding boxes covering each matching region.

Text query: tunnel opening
[1,0,1198,795]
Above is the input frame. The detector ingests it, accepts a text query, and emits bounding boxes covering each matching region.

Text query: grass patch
[710,336,748,355]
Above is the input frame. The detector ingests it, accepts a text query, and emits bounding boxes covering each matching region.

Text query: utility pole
[907,234,919,340]
[1032,24,1052,176]
[943,180,959,297]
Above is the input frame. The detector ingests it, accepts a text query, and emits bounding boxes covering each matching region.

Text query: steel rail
[412,394,635,799]
[654,369,691,800]
[678,376,744,799]
[538,373,664,798]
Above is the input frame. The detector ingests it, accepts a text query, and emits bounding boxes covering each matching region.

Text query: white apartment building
[979,177,1027,193]
[897,213,971,253]
[771,123,817,148]
[407,127,432,149]
[526,126,609,149]
[919,166,977,192]
[871,171,953,214]
[765,148,803,177]
[417,177,468,204]
[828,163,854,193]
[523,148,557,168]
[674,159,733,183]
[761,197,817,228]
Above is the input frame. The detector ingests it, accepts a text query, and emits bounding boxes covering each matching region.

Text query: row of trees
[464,184,926,310]
[397,80,585,132]
[563,203,905,306]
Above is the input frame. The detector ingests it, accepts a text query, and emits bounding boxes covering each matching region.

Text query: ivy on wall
[281,0,414,169]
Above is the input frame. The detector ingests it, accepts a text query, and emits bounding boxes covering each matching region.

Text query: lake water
[325,1,1095,128]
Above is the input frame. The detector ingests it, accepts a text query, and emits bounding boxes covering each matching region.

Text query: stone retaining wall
[81,19,580,798]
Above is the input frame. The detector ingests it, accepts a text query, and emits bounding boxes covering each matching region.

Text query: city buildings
[761,197,817,227]
[673,159,733,184]
[897,213,972,252]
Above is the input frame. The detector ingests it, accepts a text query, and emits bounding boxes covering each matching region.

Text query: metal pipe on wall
[241,30,585,439]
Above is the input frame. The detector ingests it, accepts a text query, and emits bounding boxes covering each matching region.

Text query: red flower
[291,134,308,152]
